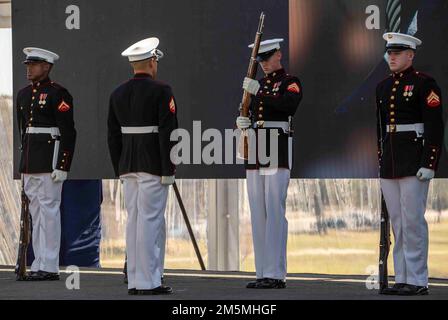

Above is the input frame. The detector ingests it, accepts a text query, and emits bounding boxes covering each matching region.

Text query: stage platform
[0,266,447,300]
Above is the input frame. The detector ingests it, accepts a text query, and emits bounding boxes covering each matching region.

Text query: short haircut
[130,59,152,69]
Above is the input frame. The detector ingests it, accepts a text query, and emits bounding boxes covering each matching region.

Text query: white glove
[416,168,435,181]
[161,175,175,185]
[51,170,67,182]
[236,116,251,130]
[242,77,260,95]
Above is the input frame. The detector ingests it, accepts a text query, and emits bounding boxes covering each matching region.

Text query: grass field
[242,218,448,278]
[101,219,448,278]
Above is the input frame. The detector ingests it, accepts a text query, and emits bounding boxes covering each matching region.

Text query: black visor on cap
[385,44,414,53]
[256,49,278,62]
[23,56,49,64]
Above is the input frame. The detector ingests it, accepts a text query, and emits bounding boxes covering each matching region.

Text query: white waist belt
[254,121,289,133]
[387,123,424,134]
[26,127,60,137]
[121,126,159,134]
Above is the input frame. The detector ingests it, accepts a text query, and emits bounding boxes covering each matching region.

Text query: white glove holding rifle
[236,116,251,130]
[242,77,260,96]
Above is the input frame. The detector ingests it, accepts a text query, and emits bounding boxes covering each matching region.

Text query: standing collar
[265,68,286,79]
[133,72,152,79]
[32,77,51,88]
[393,66,414,79]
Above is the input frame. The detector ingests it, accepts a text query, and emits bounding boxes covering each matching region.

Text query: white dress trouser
[246,168,290,280]
[380,177,430,287]
[121,172,168,290]
[23,173,63,273]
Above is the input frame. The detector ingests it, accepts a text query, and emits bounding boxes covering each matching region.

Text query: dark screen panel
[13,0,447,178]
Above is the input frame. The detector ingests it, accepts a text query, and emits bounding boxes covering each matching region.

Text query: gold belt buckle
[389,124,396,133]
[256,120,265,128]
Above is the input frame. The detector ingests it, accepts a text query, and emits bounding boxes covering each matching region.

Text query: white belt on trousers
[26,127,61,138]
[26,127,61,170]
[387,123,424,137]
[253,121,289,133]
[121,126,159,134]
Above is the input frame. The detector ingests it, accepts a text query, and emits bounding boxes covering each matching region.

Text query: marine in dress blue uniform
[108,38,177,295]
[377,33,444,296]
[17,47,76,281]
[236,39,303,289]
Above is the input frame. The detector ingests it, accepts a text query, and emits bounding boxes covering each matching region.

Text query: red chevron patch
[287,83,300,94]
[169,96,176,114]
[57,101,71,112]
[427,91,441,108]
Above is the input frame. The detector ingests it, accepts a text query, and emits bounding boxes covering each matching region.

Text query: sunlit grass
[241,219,448,278]
[101,219,448,278]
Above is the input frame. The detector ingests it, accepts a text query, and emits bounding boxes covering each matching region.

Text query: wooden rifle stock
[15,175,31,280]
[379,192,391,292]
[238,12,265,160]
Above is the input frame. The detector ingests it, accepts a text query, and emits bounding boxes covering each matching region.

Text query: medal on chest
[38,93,48,107]
[272,82,282,93]
[403,85,414,97]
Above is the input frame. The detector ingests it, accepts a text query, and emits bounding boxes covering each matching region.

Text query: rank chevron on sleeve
[427,90,441,108]
[287,83,300,94]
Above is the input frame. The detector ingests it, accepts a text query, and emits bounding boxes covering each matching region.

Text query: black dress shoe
[16,271,37,281]
[128,288,138,295]
[138,285,173,295]
[258,278,286,289]
[25,271,60,281]
[380,283,407,295]
[124,275,163,286]
[246,279,265,289]
[398,284,429,296]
